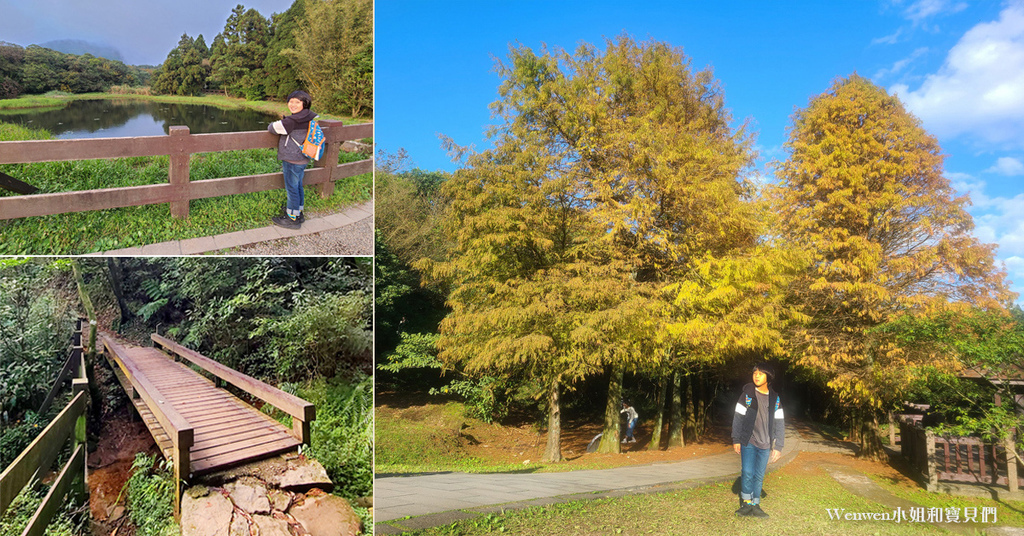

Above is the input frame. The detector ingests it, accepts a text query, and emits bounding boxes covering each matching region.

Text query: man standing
[732,363,785,518]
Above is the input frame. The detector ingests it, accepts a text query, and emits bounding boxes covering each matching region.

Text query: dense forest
[376,36,1024,466]
[0,0,373,118]
[152,0,372,116]
[0,257,373,534]
[0,42,149,99]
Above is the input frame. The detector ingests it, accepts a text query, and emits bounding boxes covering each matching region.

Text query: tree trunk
[598,364,623,453]
[695,367,708,440]
[668,371,684,448]
[648,375,667,451]
[858,409,886,461]
[685,373,695,444]
[544,378,563,462]
[105,257,133,328]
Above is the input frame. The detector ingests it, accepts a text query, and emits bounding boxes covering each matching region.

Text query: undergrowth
[0,480,83,536]
[123,453,179,536]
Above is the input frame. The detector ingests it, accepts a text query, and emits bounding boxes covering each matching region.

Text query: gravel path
[219,215,373,256]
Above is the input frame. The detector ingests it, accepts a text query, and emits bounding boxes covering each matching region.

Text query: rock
[106,505,125,521]
[341,140,372,154]
[251,514,293,536]
[268,489,293,512]
[273,459,334,493]
[289,494,361,536]
[181,490,234,536]
[225,478,271,515]
[229,514,250,536]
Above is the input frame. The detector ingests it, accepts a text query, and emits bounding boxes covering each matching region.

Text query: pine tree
[773,74,1012,459]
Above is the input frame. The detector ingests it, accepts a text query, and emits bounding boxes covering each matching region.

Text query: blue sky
[0,0,295,66]
[377,0,1024,305]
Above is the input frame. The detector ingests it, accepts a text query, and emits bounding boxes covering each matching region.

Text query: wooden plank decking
[100,333,303,475]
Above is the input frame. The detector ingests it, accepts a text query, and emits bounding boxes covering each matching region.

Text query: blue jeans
[625,418,637,440]
[740,443,770,505]
[282,161,306,214]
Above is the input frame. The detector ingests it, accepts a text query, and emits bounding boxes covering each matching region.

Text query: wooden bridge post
[168,126,191,219]
[173,428,194,520]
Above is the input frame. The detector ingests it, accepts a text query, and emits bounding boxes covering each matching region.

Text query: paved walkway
[94,201,373,256]
[375,428,804,533]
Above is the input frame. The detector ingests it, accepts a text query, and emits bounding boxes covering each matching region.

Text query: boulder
[181,489,233,536]
[251,514,294,536]
[268,488,293,512]
[289,494,361,536]
[273,459,333,493]
[225,478,271,515]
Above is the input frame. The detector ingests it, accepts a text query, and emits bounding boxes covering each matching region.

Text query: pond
[0,99,279,139]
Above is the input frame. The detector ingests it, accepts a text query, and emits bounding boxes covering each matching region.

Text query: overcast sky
[377,0,1024,305]
[0,0,296,65]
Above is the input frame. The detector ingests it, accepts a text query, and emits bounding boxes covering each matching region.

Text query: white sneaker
[621,438,627,443]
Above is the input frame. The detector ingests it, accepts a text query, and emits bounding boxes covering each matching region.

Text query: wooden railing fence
[898,415,1022,493]
[0,319,89,536]
[0,121,372,220]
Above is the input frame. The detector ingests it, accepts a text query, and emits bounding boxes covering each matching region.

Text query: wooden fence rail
[0,121,372,220]
[0,322,88,536]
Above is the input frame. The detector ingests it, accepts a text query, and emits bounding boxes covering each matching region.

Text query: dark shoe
[272,215,301,229]
[749,504,769,518]
[279,207,305,224]
[735,503,754,516]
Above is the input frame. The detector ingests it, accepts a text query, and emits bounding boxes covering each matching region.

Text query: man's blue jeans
[282,161,306,214]
[740,443,770,505]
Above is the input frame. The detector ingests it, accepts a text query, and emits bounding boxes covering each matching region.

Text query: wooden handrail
[100,334,194,452]
[151,334,315,425]
[0,392,86,517]
[0,121,373,220]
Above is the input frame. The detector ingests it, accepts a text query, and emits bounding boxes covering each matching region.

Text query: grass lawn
[395,451,1024,535]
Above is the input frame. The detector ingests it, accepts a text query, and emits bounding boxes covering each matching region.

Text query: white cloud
[986,156,1024,175]
[891,4,1024,148]
[874,47,929,79]
[903,0,969,23]
[873,28,905,45]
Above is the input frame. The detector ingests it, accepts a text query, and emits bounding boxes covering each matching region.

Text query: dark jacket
[731,382,785,450]
[269,108,317,164]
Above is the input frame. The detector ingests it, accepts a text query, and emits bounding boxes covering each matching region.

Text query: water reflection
[0,99,278,138]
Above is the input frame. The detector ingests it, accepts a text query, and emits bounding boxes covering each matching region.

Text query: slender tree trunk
[598,364,623,453]
[685,373,696,444]
[544,378,563,462]
[668,371,684,448]
[695,367,708,440]
[105,257,133,328]
[648,375,667,451]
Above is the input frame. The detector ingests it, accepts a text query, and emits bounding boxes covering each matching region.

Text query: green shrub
[124,453,178,536]
[284,376,373,499]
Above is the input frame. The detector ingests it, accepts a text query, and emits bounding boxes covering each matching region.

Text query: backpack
[302,120,325,161]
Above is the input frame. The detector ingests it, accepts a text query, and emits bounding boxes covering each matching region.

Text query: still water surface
[2,99,279,139]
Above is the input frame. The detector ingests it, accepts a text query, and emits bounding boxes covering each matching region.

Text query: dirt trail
[86,405,159,523]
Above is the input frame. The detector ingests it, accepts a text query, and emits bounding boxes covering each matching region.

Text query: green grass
[396,467,966,536]
[0,480,83,536]
[0,122,372,254]
[868,474,1024,527]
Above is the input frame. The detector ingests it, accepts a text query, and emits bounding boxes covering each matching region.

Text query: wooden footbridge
[98,330,315,515]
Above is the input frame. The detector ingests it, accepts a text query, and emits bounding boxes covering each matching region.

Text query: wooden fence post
[168,126,191,219]
[72,378,89,497]
[925,430,938,491]
[173,428,193,520]
[314,122,343,200]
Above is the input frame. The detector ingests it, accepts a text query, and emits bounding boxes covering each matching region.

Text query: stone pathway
[95,201,372,256]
